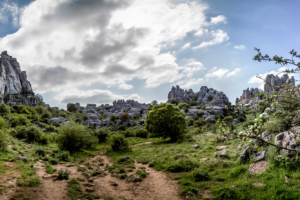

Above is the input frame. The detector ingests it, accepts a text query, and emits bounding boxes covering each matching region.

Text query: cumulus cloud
[227,68,241,77]
[234,45,246,50]
[178,78,204,89]
[181,42,191,49]
[118,83,133,90]
[210,15,227,25]
[192,30,229,49]
[205,67,228,78]
[248,67,288,89]
[0,0,229,106]
[54,89,143,105]
[0,0,20,27]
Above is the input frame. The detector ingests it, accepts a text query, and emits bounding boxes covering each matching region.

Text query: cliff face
[0,51,40,106]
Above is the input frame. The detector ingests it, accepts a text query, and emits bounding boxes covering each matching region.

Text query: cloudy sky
[0,0,299,108]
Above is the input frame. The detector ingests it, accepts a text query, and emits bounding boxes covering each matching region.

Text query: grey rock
[255,151,266,162]
[240,147,250,162]
[215,151,228,158]
[175,154,183,160]
[205,115,215,122]
[233,119,241,123]
[127,174,141,182]
[120,156,129,162]
[48,117,68,124]
[192,144,200,149]
[18,155,28,162]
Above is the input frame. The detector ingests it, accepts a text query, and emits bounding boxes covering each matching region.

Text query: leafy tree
[151,100,158,105]
[67,104,77,113]
[57,123,98,153]
[110,134,129,151]
[0,104,10,116]
[145,103,187,141]
[170,98,178,105]
[178,103,190,109]
[110,114,117,123]
[120,112,130,121]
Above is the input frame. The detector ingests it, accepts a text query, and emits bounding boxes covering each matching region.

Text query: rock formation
[167,85,229,107]
[0,51,40,106]
[236,87,262,105]
[264,74,295,93]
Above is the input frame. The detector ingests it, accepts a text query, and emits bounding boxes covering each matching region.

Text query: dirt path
[0,162,20,200]
[2,153,183,200]
[93,155,183,200]
[130,142,152,148]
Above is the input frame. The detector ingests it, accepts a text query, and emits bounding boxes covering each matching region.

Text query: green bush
[180,186,198,195]
[57,123,98,153]
[0,104,10,116]
[136,169,147,178]
[223,116,233,123]
[67,179,83,200]
[170,98,178,105]
[95,129,111,143]
[191,169,210,181]
[167,158,199,172]
[145,103,187,142]
[186,117,195,127]
[122,129,135,138]
[46,163,56,174]
[56,151,70,162]
[35,147,46,156]
[178,103,190,109]
[120,112,130,121]
[110,114,117,123]
[110,134,129,151]
[0,117,7,129]
[242,120,255,128]
[67,104,77,113]
[194,118,205,127]
[49,158,58,165]
[7,114,31,128]
[15,125,47,144]
[135,129,148,138]
[58,170,69,180]
[0,130,8,152]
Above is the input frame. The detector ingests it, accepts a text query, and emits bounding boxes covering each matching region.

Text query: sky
[0,0,299,109]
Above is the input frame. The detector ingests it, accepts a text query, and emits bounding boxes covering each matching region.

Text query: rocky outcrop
[167,85,229,107]
[264,74,295,93]
[236,87,262,105]
[0,51,40,106]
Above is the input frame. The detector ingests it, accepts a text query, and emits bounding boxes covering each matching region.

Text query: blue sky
[0,0,299,108]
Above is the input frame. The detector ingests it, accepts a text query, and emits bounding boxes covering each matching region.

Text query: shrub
[133,113,140,120]
[120,112,130,121]
[295,118,300,126]
[170,98,178,105]
[67,104,77,113]
[0,104,10,116]
[178,103,190,109]
[145,104,187,141]
[67,179,83,200]
[7,114,31,128]
[0,117,7,129]
[242,120,255,128]
[167,158,199,172]
[58,170,69,180]
[46,163,56,174]
[186,117,195,127]
[195,118,205,127]
[191,169,210,181]
[122,129,135,138]
[110,114,117,123]
[95,129,111,143]
[180,186,198,195]
[28,177,41,187]
[0,130,8,152]
[35,147,46,156]
[56,151,70,162]
[57,123,98,153]
[135,129,148,138]
[136,169,147,178]
[49,158,58,165]
[15,125,46,144]
[110,134,129,151]
[223,116,233,123]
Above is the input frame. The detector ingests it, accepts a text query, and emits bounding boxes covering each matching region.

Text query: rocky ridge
[0,51,40,106]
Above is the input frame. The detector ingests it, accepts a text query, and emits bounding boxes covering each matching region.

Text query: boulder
[48,117,67,124]
[205,115,215,122]
[127,174,141,182]
[215,151,228,158]
[18,155,28,162]
[192,144,200,149]
[255,151,266,162]
[120,156,129,162]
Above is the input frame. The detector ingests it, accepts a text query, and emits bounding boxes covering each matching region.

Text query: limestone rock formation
[0,51,40,106]
[167,85,229,107]
[236,87,262,105]
[264,74,295,93]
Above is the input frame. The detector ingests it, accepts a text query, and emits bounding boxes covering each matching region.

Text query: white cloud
[205,67,228,78]
[210,15,227,24]
[54,89,143,105]
[192,30,229,49]
[227,68,241,77]
[178,78,204,89]
[181,42,190,49]
[118,83,133,90]
[194,28,208,36]
[248,67,287,89]
[234,45,246,50]
[0,0,20,27]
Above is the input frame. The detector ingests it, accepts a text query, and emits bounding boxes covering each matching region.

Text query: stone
[120,156,129,162]
[255,151,266,162]
[240,147,250,162]
[215,151,228,158]
[264,74,295,93]
[127,174,141,182]
[175,154,183,160]
[216,146,227,150]
[248,161,268,174]
[109,181,118,186]
[285,176,291,183]
[205,115,215,122]
[86,187,94,192]
[252,183,265,187]
[48,117,68,124]
[192,144,200,149]
[275,129,299,154]
[18,155,28,162]
[0,51,41,106]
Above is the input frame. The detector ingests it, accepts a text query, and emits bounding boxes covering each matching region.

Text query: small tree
[170,98,178,105]
[120,112,130,121]
[0,104,10,116]
[145,103,187,141]
[67,104,77,113]
[151,100,158,105]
